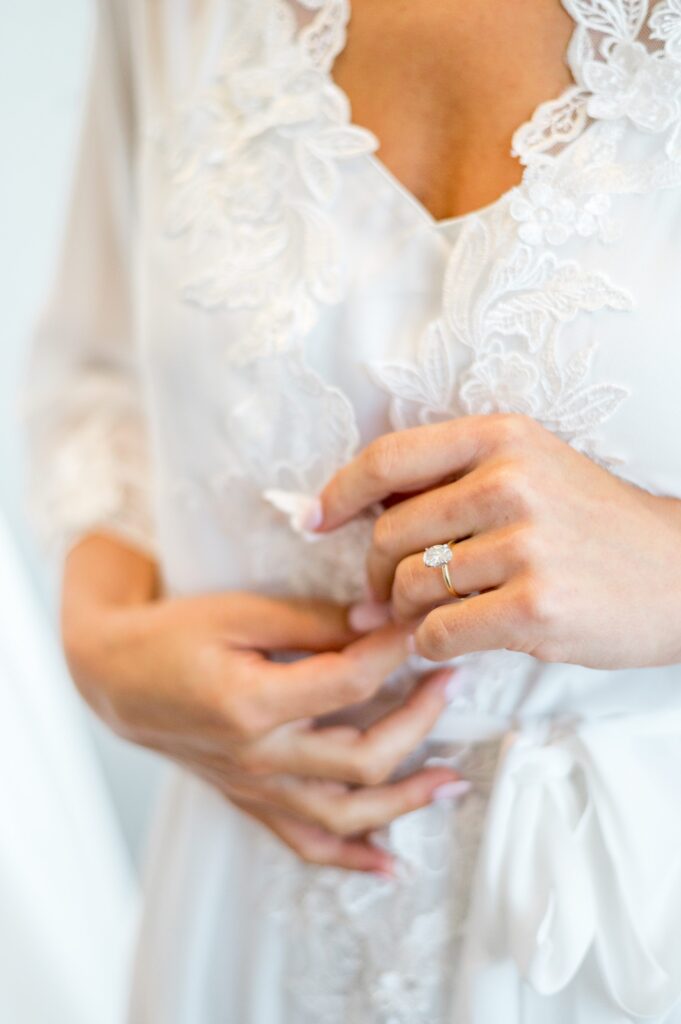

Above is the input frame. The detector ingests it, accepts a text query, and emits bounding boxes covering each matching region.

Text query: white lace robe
[23,1,681,1021]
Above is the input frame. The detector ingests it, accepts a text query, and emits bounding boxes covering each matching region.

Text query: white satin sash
[469,712,681,1017]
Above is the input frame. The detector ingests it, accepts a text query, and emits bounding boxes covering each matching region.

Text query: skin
[63,535,460,875]
[62,1,583,871]
[333,0,574,221]
[316,414,681,669]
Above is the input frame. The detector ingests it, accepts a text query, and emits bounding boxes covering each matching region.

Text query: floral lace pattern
[159,0,375,361]
[650,0,681,59]
[370,193,632,466]
[262,740,502,1024]
[24,373,157,559]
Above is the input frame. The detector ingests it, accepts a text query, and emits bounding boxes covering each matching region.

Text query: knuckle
[532,638,565,664]
[315,802,348,837]
[372,512,398,557]
[339,671,375,706]
[514,576,556,629]
[350,747,392,787]
[392,559,421,614]
[289,834,324,864]
[333,653,377,704]
[332,807,360,838]
[236,746,273,776]
[362,434,400,485]
[329,678,363,710]
[418,611,455,661]
[490,461,536,516]
[220,693,272,742]
[489,412,535,449]
[506,524,543,571]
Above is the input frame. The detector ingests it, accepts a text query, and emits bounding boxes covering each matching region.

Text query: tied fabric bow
[472,713,681,1017]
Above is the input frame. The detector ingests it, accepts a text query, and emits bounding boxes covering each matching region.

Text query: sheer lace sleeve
[21,0,157,562]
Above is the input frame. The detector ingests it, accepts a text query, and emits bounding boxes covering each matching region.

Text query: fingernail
[348,601,392,632]
[431,780,473,803]
[301,497,323,532]
[407,633,417,655]
[373,866,397,882]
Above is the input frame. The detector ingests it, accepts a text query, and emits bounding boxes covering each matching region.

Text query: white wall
[0,0,163,861]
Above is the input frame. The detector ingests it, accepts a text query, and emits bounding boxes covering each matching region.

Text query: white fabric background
[0,3,163,1020]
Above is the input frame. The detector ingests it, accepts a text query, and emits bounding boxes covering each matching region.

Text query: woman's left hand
[312,414,681,670]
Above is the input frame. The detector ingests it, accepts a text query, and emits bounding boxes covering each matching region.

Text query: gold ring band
[441,558,460,598]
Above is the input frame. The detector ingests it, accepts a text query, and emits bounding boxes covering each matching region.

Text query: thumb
[222,593,377,653]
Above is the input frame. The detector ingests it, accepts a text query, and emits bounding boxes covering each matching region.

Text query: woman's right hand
[62,534,462,875]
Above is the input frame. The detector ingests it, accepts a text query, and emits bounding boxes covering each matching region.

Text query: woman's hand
[62,535,461,875]
[314,414,681,670]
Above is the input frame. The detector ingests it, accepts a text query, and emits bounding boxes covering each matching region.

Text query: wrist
[61,532,159,699]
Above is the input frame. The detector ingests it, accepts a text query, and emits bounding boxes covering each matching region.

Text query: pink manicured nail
[431,780,473,803]
[301,497,324,532]
[348,602,392,632]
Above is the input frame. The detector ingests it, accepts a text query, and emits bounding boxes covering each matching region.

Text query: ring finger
[391,525,524,622]
[366,465,510,600]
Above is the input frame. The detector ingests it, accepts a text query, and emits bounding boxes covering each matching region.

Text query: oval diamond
[423,543,452,568]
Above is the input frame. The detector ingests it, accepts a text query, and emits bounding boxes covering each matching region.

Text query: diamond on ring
[423,543,453,569]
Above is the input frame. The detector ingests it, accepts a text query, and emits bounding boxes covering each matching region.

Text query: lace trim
[158,1,375,359]
[370,166,633,469]
[514,0,681,163]
[24,374,157,560]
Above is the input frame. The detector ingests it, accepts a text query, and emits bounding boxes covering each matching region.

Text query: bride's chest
[330,0,575,221]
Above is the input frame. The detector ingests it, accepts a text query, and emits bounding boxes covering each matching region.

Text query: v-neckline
[294,0,583,232]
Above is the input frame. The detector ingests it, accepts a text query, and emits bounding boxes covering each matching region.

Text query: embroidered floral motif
[650,0,681,60]
[509,177,612,245]
[583,40,681,130]
[510,120,624,246]
[371,208,632,464]
[514,1,681,170]
[160,1,375,360]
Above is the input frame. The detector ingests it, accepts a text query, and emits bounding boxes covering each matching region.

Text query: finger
[413,585,527,661]
[252,622,412,728]
[317,419,488,532]
[391,526,527,621]
[278,766,462,838]
[365,467,510,599]
[180,763,384,872]
[223,594,362,651]
[261,667,455,782]
[230,799,396,875]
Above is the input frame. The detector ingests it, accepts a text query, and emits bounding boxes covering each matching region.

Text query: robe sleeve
[21,0,157,563]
